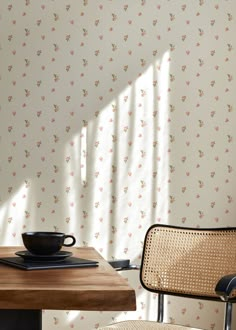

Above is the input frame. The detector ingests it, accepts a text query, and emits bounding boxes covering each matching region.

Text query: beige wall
[0,1,235,329]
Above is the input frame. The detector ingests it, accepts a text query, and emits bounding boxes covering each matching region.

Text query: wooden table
[0,247,136,330]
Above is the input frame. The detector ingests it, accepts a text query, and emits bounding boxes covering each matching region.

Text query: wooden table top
[0,247,136,311]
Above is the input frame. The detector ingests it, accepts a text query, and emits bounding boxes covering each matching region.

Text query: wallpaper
[0,0,235,329]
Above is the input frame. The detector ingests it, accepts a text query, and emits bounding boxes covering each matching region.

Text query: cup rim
[22,231,65,236]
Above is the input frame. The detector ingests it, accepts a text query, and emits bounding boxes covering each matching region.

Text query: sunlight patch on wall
[63,132,82,234]
[156,51,170,223]
[0,182,29,245]
[135,63,154,111]
[67,311,80,323]
[80,126,87,183]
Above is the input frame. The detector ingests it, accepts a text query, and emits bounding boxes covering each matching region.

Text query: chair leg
[224,302,232,330]
[157,293,164,323]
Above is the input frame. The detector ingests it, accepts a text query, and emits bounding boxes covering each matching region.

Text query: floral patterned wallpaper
[0,0,235,329]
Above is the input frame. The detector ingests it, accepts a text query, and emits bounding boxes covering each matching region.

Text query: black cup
[22,232,76,255]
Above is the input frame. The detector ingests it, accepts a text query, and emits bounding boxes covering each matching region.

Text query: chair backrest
[140,225,236,300]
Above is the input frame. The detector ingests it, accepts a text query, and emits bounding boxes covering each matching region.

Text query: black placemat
[0,256,98,270]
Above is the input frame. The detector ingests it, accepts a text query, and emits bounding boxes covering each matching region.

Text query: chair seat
[98,320,201,329]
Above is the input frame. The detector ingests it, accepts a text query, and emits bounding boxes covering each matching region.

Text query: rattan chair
[99,225,236,330]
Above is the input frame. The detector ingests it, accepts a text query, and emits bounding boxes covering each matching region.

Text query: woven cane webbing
[98,320,201,329]
[141,226,236,299]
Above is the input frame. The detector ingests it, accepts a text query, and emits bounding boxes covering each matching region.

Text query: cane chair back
[140,225,236,300]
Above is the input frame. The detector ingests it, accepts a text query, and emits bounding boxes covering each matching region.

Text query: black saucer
[15,250,72,262]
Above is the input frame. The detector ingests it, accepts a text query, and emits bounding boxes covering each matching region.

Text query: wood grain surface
[0,247,136,311]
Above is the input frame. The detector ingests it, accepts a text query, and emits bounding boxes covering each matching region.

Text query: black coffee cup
[22,231,76,255]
